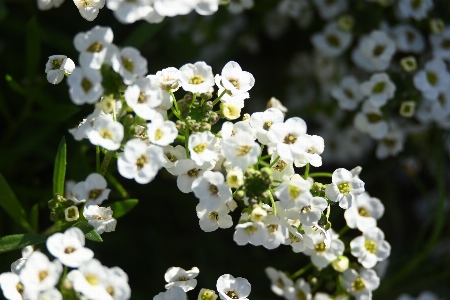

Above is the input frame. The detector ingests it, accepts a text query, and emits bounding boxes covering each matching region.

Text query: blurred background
[0,0,449,298]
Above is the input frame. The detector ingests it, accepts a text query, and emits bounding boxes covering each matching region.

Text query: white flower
[350,227,391,268]
[344,192,384,232]
[104,267,131,300]
[233,221,269,246]
[249,108,284,144]
[46,227,94,268]
[285,278,312,300]
[352,30,396,72]
[64,205,80,222]
[179,61,214,94]
[294,134,325,168]
[73,0,105,21]
[67,259,113,300]
[86,114,124,151]
[331,76,364,111]
[270,152,295,184]
[69,108,102,141]
[164,267,199,292]
[430,27,450,61]
[267,117,308,161]
[83,205,117,234]
[173,159,211,193]
[111,47,147,85]
[124,77,163,120]
[266,97,288,115]
[37,288,62,300]
[216,274,251,300]
[195,0,219,15]
[265,267,293,297]
[72,172,111,206]
[147,114,178,146]
[311,22,352,57]
[215,61,255,98]
[197,289,218,300]
[262,214,289,250]
[413,58,450,99]
[67,67,103,105]
[153,0,195,17]
[220,121,255,140]
[274,175,313,210]
[342,268,380,300]
[106,0,154,24]
[188,131,218,166]
[0,272,23,300]
[287,196,328,226]
[220,93,245,120]
[192,170,232,211]
[360,73,396,107]
[312,0,347,20]
[118,138,165,184]
[303,229,344,270]
[226,168,244,188]
[154,286,186,300]
[376,129,405,159]
[397,0,433,20]
[196,202,234,232]
[325,168,365,209]
[227,0,253,14]
[19,252,62,298]
[37,0,64,10]
[354,100,388,140]
[221,132,260,170]
[163,145,187,175]
[73,26,114,69]
[391,24,425,54]
[11,246,34,275]
[45,55,75,84]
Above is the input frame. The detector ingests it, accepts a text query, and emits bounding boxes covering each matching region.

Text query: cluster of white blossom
[153,267,251,300]
[37,0,254,22]
[271,0,450,161]
[0,228,130,300]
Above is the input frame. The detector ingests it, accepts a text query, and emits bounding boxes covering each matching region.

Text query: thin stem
[170,106,182,120]
[268,156,280,168]
[177,135,185,142]
[326,204,331,219]
[290,263,313,279]
[259,161,270,167]
[112,100,117,121]
[308,172,332,178]
[170,90,181,115]
[105,173,129,198]
[59,266,68,289]
[259,154,271,161]
[100,151,114,176]
[212,90,227,106]
[184,127,190,158]
[338,225,349,237]
[267,190,277,216]
[303,163,310,180]
[96,146,100,173]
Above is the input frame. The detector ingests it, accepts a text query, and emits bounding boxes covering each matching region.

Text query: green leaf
[30,203,39,232]
[109,199,138,219]
[53,136,67,196]
[26,17,41,78]
[73,222,103,242]
[0,173,34,233]
[122,21,166,49]
[0,0,8,25]
[0,234,47,254]
[5,74,27,97]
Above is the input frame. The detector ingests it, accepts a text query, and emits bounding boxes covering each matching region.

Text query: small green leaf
[0,234,47,254]
[0,0,8,21]
[0,173,34,233]
[109,199,138,219]
[73,222,103,242]
[53,136,67,196]
[30,203,39,232]
[5,74,27,97]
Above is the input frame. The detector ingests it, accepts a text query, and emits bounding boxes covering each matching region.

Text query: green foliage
[0,234,47,254]
[0,173,34,233]
[73,221,103,242]
[109,199,139,219]
[53,136,67,196]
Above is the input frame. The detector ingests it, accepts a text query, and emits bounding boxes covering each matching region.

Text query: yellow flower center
[315,242,326,253]
[38,270,48,282]
[364,239,378,254]
[194,143,206,154]
[85,273,99,286]
[81,77,93,93]
[89,189,103,199]
[86,41,103,53]
[338,182,351,195]
[288,185,301,200]
[136,154,149,170]
[351,277,365,291]
[122,57,134,72]
[189,75,204,85]
[236,145,251,157]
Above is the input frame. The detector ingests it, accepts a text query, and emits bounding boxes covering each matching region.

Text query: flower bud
[234,190,246,200]
[48,199,57,209]
[338,15,354,31]
[400,56,417,73]
[204,101,214,110]
[198,288,218,300]
[399,101,416,118]
[200,123,211,132]
[123,114,135,127]
[332,256,349,272]
[50,211,59,222]
[64,206,80,222]
[430,18,445,34]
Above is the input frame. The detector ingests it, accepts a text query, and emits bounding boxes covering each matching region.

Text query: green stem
[268,156,280,168]
[170,90,180,113]
[170,106,182,120]
[212,90,227,106]
[184,127,190,158]
[303,163,310,180]
[259,154,271,161]
[259,161,270,167]
[267,190,277,216]
[308,172,332,178]
[326,204,331,219]
[177,135,185,142]
[290,263,312,279]
[59,266,68,289]
[100,151,114,176]
[96,146,100,173]
[338,225,349,237]
[105,173,129,198]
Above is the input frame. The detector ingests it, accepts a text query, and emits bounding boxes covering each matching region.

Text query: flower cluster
[0,228,130,300]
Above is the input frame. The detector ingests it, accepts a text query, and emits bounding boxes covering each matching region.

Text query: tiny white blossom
[221,132,260,170]
[73,26,114,70]
[147,114,178,146]
[303,229,344,270]
[325,168,365,209]
[45,55,75,84]
[274,175,313,210]
[196,202,234,232]
[311,22,352,57]
[344,192,385,232]
[343,268,380,300]
[111,47,148,85]
[360,73,396,108]
[86,114,124,151]
[179,61,214,94]
[265,267,293,297]
[37,0,64,10]
[216,274,251,300]
[352,30,396,72]
[331,76,364,111]
[188,131,218,166]
[72,172,111,206]
[354,100,388,140]
[67,67,104,105]
[397,0,433,21]
[215,61,255,98]
[192,171,232,211]
[234,221,269,246]
[73,0,105,21]
[164,267,199,292]
[83,205,117,234]
[0,272,24,300]
[350,227,391,268]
